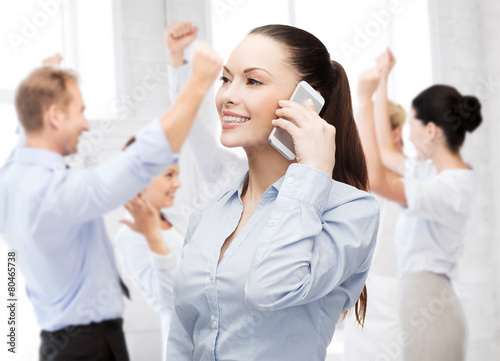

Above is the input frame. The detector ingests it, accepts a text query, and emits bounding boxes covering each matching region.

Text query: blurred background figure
[0,53,63,179]
[344,49,405,361]
[357,49,482,361]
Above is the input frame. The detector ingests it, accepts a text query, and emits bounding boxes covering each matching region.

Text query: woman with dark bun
[166,24,380,361]
[357,50,482,361]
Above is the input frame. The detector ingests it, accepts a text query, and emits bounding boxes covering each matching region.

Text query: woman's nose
[173,176,181,189]
[221,82,241,106]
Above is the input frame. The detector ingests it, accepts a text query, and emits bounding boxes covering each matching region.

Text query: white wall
[431,0,500,359]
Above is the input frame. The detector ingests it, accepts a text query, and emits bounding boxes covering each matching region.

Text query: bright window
[0,0,117,165]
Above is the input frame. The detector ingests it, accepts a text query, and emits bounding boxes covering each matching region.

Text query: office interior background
[0,0,499,360]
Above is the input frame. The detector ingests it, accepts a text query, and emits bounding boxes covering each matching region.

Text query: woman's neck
[242,144,293,204]
[431,145,468,173]
[159,212,173,230]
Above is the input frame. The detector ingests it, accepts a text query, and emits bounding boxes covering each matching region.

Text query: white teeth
[222,115,250,123]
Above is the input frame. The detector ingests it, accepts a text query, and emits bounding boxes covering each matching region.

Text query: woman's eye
[220,76,231,84]
[247,78,262,86]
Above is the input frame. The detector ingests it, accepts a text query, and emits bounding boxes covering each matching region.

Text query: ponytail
[326,60,368,326]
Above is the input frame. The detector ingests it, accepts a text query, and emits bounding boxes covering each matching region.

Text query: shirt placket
[205,196,243,361]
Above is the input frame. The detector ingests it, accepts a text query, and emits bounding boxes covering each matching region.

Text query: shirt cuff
[150,249,180,272]
[167,61,190,94]
[278,163,333,213]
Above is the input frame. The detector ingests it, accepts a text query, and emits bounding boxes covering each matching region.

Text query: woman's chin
[220,134,243,148]
[161,200,174,209]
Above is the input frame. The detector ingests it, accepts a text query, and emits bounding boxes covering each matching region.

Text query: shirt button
[269,220,275,226]
[287,177,294,184]
[212,320,217,329]
[209,272,214,280]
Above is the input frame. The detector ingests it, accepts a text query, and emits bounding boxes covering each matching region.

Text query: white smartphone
[268,80,325,160]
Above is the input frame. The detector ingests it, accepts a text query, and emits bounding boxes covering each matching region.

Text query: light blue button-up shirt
[0,120,174,331]
[167,163,380,361]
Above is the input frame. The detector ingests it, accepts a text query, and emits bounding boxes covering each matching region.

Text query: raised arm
[374,49,407,175]
[165,22,247,185]
[31,45,222,230]
[160,42,222,152]
[357,67,407,205]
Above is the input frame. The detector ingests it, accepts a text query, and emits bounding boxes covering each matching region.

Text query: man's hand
[166,21,198,68]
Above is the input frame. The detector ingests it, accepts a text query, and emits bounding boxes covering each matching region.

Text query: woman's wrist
[145,230,170,255]
[358,99,374,109]
[168,51,185,68]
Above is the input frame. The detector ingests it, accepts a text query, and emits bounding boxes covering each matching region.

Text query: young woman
[166,25,380,361]
[357,51,482,361]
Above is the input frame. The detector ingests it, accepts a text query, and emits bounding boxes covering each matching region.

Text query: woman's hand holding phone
[273,99,336,176]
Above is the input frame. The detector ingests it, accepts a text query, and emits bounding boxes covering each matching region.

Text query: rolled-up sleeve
[37,119,176,227]
[245,164,380,311]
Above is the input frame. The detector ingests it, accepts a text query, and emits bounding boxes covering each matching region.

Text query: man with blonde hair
[0,44,221,361]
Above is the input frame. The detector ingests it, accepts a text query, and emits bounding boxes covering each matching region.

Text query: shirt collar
[15,147,67,171]
[217,171,287,202]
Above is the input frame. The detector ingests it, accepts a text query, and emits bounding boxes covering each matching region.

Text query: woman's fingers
[124,202,135,214]
[276,99,319,128]
[125,196,148,217]
[271,118,300,138]
[276,98,329,131]
[273,97,336,175]
[140,197,157,215]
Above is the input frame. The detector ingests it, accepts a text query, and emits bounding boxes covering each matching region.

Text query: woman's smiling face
[215,34,299,150]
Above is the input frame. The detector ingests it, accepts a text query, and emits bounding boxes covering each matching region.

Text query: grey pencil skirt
[399,271,467,361]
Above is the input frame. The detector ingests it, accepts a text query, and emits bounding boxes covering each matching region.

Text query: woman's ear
[427,122,444,141]
[427,122,437,139]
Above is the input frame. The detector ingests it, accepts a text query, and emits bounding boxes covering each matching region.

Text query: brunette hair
[15,66,78,133]
[412,85,482,153]
[250,24,369,326]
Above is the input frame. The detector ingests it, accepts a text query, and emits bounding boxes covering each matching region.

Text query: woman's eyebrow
[244,67,273,78]
[223,66,232,75]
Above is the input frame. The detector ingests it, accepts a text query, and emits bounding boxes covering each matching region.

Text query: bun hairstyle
[249,24,369,326]
[412,85,482,153]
